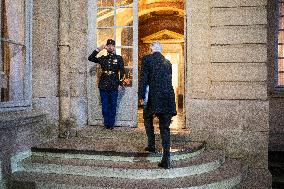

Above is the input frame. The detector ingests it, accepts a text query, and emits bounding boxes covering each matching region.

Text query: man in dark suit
[88,39,125,130]
[139,41,177,169]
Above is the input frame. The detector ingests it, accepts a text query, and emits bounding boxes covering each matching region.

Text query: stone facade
[186,0,271,168]
[1,1,283,184]
[267,0,284,152]
[32,0,60,123]
[31,0,280,168]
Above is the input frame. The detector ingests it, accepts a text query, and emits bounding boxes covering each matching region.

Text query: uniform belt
[102,70,115,75]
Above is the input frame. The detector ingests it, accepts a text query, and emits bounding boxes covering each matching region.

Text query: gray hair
[150,41,162,53]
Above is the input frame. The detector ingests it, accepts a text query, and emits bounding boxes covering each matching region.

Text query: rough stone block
[227,130,269,153]
[211,25,267,45]
[189,26,211,45]
[33,69,58,97]
[210,0,267,7]
[225,130,269,168]
[187,64,210,98]
[188,84,210,99]
[211,63,267,82]
[33,0,59,97]
[70,31,88,73]
[269,98,284,132]
[239,101,269,132]
[269,132,284,151]
[188,99,243,131]
[191,122,269,168]
[70,97,88,127]
[187,0,210,26]
[211,44,267,63]
[70,71,87,97]
[191,93,269,169]
[188,45,211,64]
[33,97,59,122]
[210,81,267,100]
[187,128,211,141]
[211,7,267,26]
[188,0,210,12]
[189,64,210,83]
[70,0,87,32]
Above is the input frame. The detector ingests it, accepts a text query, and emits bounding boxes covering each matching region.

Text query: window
[277,1,284,88]
[0,0,32,109]
[96,0,134,87]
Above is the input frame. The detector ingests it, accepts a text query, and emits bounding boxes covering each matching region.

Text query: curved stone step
[76,125,191,142]
[31,138,206,163]
[12,159,246,189]
[20,150,224,179]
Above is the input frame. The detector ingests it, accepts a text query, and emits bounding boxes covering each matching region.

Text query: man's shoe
[158,159,170,169]
[144,146,156,153]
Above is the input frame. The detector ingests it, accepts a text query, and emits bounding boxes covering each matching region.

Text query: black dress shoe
[144,146,156,153]
[158,160,170,169]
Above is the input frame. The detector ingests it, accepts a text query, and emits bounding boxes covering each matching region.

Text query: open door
[87,0,138,127]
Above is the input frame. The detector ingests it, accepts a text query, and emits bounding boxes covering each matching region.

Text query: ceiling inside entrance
[97,0,184,26]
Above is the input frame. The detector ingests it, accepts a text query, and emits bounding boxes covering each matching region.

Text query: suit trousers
[143,106,172,157]
[99,89,118,128]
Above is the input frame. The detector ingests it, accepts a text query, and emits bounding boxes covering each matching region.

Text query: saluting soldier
[88,39,125,130]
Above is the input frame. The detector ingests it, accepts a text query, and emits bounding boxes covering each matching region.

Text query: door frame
[87,0,188,128]
[87,0,139,127]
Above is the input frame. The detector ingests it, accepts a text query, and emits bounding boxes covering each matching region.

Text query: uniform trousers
[99,89,118,128]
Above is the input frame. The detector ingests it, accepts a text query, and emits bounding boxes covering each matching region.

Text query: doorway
[87,0,186,131]
[137,1,186,132]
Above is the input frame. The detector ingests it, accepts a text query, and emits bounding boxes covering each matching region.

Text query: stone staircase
[9,126,271,189]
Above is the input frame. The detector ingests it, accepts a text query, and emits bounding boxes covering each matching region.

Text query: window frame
[276,0,284,90]
[0,0,33,111]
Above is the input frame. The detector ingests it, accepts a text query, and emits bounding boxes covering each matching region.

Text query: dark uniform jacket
[88,50,125,91]
[139,52,177,116]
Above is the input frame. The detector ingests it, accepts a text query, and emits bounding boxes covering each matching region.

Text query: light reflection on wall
[165,53,179,91]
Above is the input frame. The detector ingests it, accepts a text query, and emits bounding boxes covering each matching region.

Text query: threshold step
[12,159,246,189]
[20,150,224,179]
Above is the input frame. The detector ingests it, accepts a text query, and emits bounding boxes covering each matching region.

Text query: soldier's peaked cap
[106,39,115,45]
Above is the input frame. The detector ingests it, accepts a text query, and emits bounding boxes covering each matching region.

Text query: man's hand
[139,99,144,106]
[97,45,106,52]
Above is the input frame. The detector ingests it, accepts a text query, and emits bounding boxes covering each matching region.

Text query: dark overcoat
[88,50,125,91]
[139,52,177,116]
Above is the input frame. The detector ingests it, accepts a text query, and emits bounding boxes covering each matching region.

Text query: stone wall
[32,0,60,123]
[68,1,88,127]
[267,0,284,152]
[187,0,269,168]
[29,0,276,169]
[32,0,88,127]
